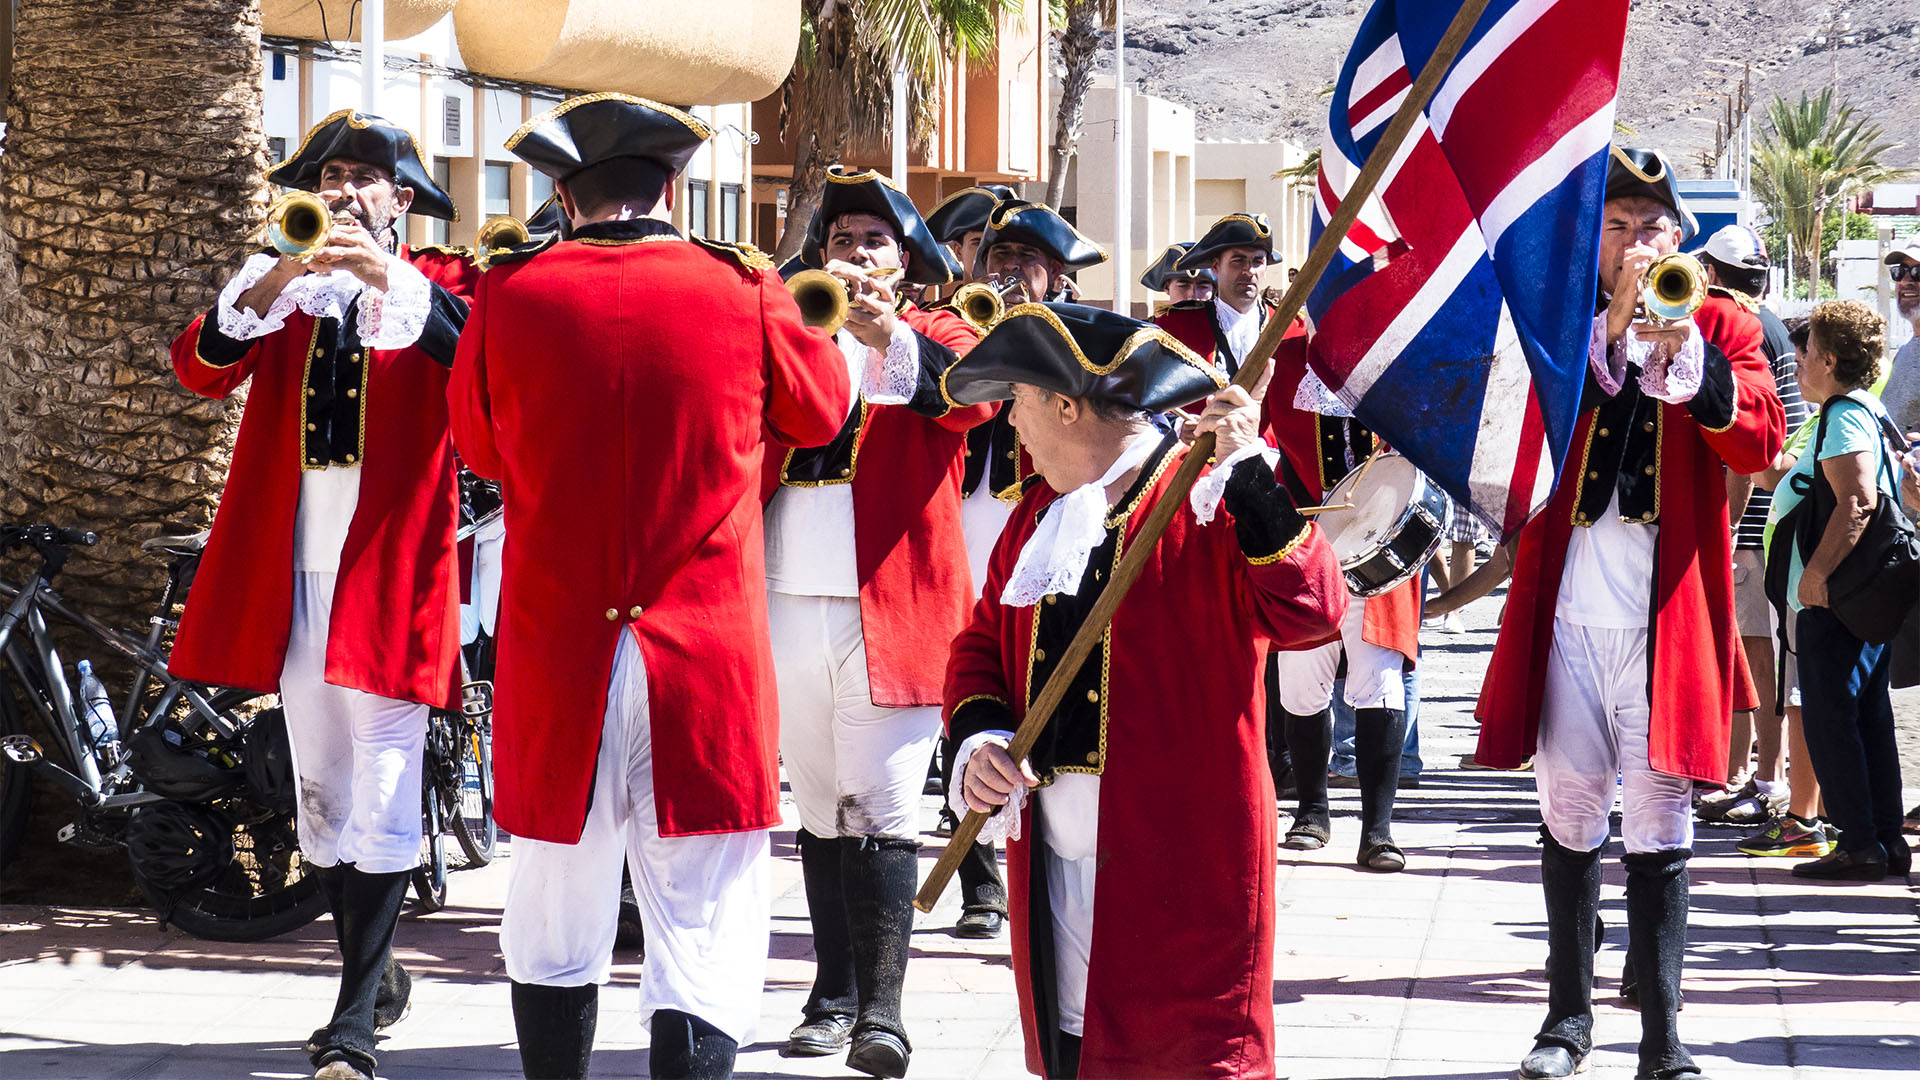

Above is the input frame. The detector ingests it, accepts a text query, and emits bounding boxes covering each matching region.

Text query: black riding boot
[785,829,857,1057]
[954,840,1007,938]
[1262,655,1296,800]
[312,865,409,1076]
[843,836,919,1078]
[1281,707,1333,847]
[1624,848,1701,1079]
[1354,706,1409,865]
[1521,828,1603,1078]
[511,981,597,1079]
[650,1008,737,1080]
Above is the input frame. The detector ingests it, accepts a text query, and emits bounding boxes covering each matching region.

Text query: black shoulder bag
[1791,390,1920,643]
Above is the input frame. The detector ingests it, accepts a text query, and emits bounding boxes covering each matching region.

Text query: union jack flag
[1304,0,1631,538]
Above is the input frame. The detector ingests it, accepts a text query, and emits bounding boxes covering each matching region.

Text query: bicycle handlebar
[1,524,99,551]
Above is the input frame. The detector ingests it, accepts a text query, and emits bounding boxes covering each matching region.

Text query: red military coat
[448,230,849,842]
[1154,298,1306,382]
[760,302,991,706]
[945,445,1347,1079]
[1476,294,1784,782]
[167,246,478,706]
[1262,336,1421,659]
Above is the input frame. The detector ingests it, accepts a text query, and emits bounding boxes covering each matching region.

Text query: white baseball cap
[1703,224,1768,269]
[1883,235,1920,265]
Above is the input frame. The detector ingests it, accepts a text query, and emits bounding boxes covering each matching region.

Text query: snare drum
[1311,453,1452,598]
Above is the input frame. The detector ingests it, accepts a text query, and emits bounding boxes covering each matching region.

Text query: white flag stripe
[1350,34,1407,102]
[1353,86,1410,140]
[1478,105,1616,250]
[1340,225,1486,403]
[1467,303,1533,519]
[1427,0,1559,139]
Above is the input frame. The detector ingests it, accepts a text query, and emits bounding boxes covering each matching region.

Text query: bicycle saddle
[141,530,209,555]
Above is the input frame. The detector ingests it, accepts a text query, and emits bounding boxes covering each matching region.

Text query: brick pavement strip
[1,596,1915,1079]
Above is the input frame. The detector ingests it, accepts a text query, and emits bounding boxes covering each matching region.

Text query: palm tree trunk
[776,131,829,262]
[1806,203,1826,299]
[1,0,268,633]
[1044,2,1102,210]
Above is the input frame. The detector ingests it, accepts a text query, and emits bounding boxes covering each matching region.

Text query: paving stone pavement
[2,594,1916,1079]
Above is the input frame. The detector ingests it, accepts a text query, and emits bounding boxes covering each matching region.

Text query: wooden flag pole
[914,0,1496,914]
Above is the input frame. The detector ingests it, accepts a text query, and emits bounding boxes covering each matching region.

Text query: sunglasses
[1892,263,1920,282]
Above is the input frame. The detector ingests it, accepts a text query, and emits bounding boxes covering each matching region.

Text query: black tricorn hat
[268,109,458,221]
[973,202,1108,277]
[941,302,1225,413]
[805,167,961,285]
[1178,213,1278,270]
[507,93,713,182]
[1140,242,1216,292]
[525,192,571,240]
[925,183,1018,243]
[1606,146,1699,240]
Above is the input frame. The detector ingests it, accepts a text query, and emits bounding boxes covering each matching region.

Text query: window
[530,170,555,214]
[719,183,743,242]
[267,136,288,162]
[271,53,288,81]
[429,157,453,246]
[484,162,512,218]
[685,179,710,238]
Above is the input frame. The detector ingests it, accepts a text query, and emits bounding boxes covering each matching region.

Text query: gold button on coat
[629,606,644,619]
[1085,689,1099,703]
[1084,751,1099,764]
[604,608,619,621]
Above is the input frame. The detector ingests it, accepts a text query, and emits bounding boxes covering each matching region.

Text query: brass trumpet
[473,215,531,270]
[1638,252,1706,325]
[786,266,904,335]
[950,276,1030,333]
[265,190,335,262]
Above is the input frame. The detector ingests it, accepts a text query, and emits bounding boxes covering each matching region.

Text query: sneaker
[1696,776,1755,822]
[1440,613,1466,634]
[1721,785,1786,826]
[1738,815,1836,858]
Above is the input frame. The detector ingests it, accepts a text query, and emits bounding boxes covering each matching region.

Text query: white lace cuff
[357,255,432,350]
[859,320,922,405]
[1635,325,1705,404]
[215,253,300,340]
[1588,314,1627,397]
[1190,443,1280,525]
[949,730,1026,844]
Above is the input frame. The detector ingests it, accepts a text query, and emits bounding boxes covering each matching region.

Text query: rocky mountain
[1113,0,1919,172]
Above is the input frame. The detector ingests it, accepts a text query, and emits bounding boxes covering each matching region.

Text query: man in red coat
[1262,337,1422,871]
[1476,147,1784,1080]
[446,95,849,1080]
[1153,212,1305,380]
[765,167,990,1076]
[942,303,1345,1078]
[168,111,474,1080]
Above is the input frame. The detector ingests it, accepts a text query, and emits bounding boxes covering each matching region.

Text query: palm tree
[1751,89,1913,296]
[1,0,269,630]
[1042,0,1114,210]
[774,0,1010,261]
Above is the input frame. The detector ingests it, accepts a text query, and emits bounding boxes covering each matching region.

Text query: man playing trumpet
[167,110,476,1080]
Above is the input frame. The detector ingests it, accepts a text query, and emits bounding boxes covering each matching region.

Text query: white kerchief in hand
[216,252,366,341]
[1000,432,1161,608]
[1293,364,1354,417]
[949,730,1025,844]
[1189,442,1281,525]
[356,255,433,350]
[1633,322,1704,403]
[860,320,922,405]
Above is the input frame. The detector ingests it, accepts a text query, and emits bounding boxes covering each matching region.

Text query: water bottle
[76,660,121,766]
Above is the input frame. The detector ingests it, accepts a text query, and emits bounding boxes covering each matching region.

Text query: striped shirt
[1736,306,1810,550]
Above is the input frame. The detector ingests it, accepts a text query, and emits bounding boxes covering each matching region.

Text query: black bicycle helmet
[125,802,233,892]
[242,706,297,816]
[125,727,243,802]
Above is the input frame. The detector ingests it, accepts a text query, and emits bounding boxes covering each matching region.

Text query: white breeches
[1272,592,1407,714]
[280,572,428,874]
[1534,619,1694,854]
[500,632,771,1043]
[960,486,1015,597]
[1035,777,1100,1037]
[771,592,943,840]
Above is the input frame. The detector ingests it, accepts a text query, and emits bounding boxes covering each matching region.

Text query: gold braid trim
[1246,521,1311,566]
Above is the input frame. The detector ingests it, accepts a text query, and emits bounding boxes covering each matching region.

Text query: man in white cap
[1880,234,1920,434]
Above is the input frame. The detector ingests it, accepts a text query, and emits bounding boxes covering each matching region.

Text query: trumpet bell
[787,269,851,335]
[474,215,531,269]
[265,190,333,262]
[1640,252,1706,324]
[951,282,1005,333]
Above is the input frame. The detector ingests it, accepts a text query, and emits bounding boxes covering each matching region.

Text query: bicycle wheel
[450,717,496,866]
[412,777,448,913]
[0,667,33,873]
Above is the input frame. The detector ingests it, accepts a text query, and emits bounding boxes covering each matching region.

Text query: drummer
[1262,335,1421,872]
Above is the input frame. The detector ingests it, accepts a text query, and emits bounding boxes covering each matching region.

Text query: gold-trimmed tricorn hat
[1178,213,1278,270]
[1139,242,1215,292]
[973,201,1109,278]
[1605,145,1700,240]
[506,93,714,181]
[925,183,1018,243]
[804,166,963,285]
[942,302,1225,413]
[268,109,458,221]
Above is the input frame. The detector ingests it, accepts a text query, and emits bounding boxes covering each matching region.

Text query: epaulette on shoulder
[483,232,561,270]
[1165,299,1209,312]
[690,234,777,274]
[410,243,474,260]
[1706,284,1760,314]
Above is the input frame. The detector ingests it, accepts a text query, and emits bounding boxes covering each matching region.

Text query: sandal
[1358,841,1406,873]
[1283,817,1331,851]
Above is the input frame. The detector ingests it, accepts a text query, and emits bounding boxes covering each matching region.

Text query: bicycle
[0,523,324,941]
